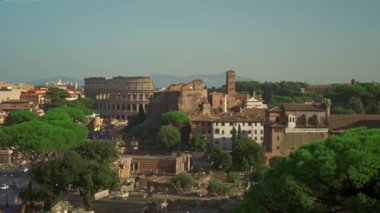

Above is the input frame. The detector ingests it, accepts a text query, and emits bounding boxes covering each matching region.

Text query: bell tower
[226,70,236,109]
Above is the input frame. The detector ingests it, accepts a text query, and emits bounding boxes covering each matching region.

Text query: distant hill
[151,73,253,88]
[27,73,253,88]
[28,76,84,86]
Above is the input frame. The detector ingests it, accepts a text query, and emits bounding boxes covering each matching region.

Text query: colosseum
[84,76,156,120]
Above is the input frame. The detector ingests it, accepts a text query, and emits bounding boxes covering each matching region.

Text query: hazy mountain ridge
[151,73,253,88]
[27,73,253,88]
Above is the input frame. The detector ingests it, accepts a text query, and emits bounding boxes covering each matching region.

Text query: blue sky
[0,0,379,83]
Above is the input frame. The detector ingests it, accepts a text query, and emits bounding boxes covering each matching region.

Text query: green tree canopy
[45,87,70,109]
[174,173,197,191]
[237,128,380,212]
[208,179,230,196]
[0,121,87,162]
[232,138,266,172]
[42,107,87,123]
[32,151,119,210]
[160,111,190,127]
[41,108,72,122]
[157,125,181,149]
[3,110,38,126]
[75,141,119,163]
[227,171,242,184]
[66,97,95,115]
[124,105,146,137]
[210,144,232,171]
[191,132,206,151]
[58,107,88,123]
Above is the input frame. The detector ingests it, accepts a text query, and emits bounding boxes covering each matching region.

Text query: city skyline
[0,0,379,83]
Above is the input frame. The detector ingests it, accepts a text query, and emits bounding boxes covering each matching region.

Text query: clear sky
[0,0,379,83]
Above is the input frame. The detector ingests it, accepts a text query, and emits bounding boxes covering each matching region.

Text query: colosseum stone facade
[84,76,155,120]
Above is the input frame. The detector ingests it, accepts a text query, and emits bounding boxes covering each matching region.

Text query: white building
[244,94,267,109]
[212,108,265,150]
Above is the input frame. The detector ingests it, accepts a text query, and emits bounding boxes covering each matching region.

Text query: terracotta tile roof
[0,100,34,111]
[271,123,287,128]
[282,103,325,111]
[190,115,219,122]
[268,106,281,112]
[329,114,380,130]
[215,108,265,122]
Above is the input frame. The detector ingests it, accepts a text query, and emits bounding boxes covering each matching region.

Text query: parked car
[0,184,9,190]
[11,182,18,188]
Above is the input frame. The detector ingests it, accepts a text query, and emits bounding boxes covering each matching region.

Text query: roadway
[0,165,30,211]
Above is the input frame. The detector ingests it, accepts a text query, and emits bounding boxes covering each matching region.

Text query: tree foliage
[45,87,70,109]
[0,108,88,162]
[42,107,87,123]
[32,151,119,210]
[232,138,266,172]
[326,83,380,114]
[191,132,206,151]
[3,110,38,126]
[75,141,119,163]
[160,111,190,127]
[210,80,380,114]
[237,128,380,212]
[210,144,232,171]
[66,97,95,115]
[0,121,86,162]
[157,125,181,149]
[174,173,197,191]
[208,179,230,196]
[124,105,146,136]
[227,171,242,184]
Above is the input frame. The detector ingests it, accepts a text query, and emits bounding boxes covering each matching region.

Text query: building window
[261,137,263,141]
[132,162,139,171]
[254,130,257,134]
[221,122,225,126]
[242,130,246,134]
[260,130,263,134]
[230,130,233,134]
[215,129,220,134]
[277,136,280,141]
[229,122,233,126]
[248,130,251,134]
[254,137,257,141]
[222,130,225,134]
